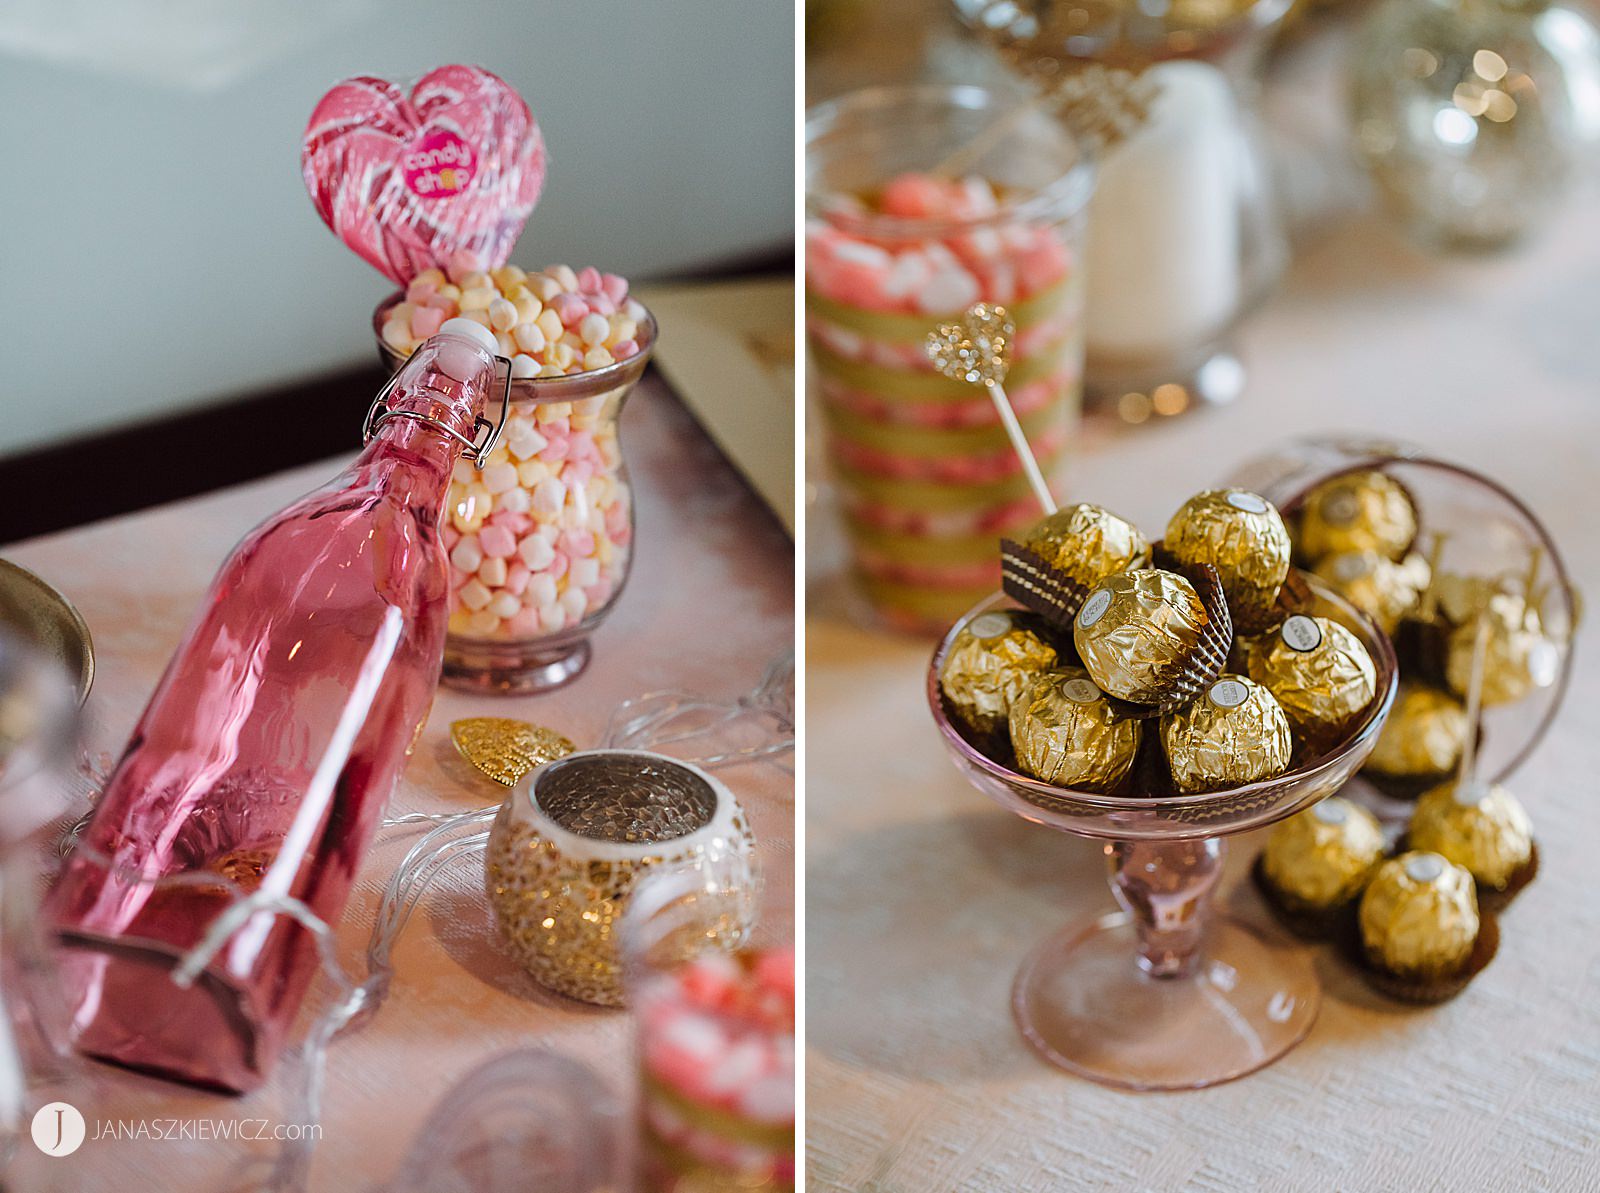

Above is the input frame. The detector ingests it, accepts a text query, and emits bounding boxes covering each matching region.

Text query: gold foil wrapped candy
[1364,682,1468,780]
[1313,550,1430,635]
[1410,781,1534,892]
[1009,667,1141,791]
[1160,675,1293,794]
[1247,614,1378,753]
[1444,594,1560,707]
[1022,503,1151,591]
[1358,851,1480,982]
[1073,569,1210,705]
[1261,797,1387,913]
[939,611,1058,741]
[1164,488,1290,629]
[1299,470,1417,563]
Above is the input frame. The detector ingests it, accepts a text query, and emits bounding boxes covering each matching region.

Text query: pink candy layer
[830,425,1070,484]
[804,173,1073,316]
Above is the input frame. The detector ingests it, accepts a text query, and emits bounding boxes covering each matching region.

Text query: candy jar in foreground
[806,84,1094,633]
[47,320,508,1093]
[377,263,655,693]
[627,857,793,1191]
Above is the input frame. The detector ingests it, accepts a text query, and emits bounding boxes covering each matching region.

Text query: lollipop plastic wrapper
[302,65,548,285]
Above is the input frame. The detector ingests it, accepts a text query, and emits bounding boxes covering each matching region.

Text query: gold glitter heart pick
[925,302,1016,387]
[450,718,576,786]
[924,302,1055,515]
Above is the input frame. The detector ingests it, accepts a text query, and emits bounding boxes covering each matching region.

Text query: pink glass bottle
[47,320,508,1093]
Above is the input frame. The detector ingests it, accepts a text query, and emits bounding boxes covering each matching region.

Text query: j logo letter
[31,1102,86,1156]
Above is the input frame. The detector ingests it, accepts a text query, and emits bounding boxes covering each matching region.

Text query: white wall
[0,0,794,456]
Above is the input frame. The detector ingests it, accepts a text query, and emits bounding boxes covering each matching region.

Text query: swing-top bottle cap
[437,317,499,357]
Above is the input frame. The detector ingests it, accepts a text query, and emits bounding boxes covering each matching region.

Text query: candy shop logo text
[90,1118,324,1143]
[402,130,477,199]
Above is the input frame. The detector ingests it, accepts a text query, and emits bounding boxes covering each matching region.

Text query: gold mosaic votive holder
[485,749,757,1006]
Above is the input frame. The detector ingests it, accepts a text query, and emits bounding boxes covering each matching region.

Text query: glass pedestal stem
[1108,838,1224,980]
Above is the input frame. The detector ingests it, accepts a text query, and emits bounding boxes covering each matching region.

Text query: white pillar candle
[1084,60,1244,362]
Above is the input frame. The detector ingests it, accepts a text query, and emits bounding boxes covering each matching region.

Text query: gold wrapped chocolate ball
[1364,682,1468,780]
[1261,797,1387,913]
[1299,469,1417,563]
[939,611,1058,741]
[1009,668,1141,791]
[1160,675,1293,794]
[1021,502,1151,591]
[1164,488,1290,629]
[1073,569,1210,705]
[1444,594,1560,707]
[1410,781,1534,891]
[1247,614,1378,752]
[1313,550,1430,635]
[1359,851,1479,982]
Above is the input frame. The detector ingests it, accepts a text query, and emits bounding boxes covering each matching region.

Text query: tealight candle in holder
[484,750,756,1007]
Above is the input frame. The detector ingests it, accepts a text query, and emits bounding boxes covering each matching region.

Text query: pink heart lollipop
[302,65,547,285]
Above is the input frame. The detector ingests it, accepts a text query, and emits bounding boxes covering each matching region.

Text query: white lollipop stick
[986,378,1056,515]
[1456,615,1491,791]
[925,302,1057,517]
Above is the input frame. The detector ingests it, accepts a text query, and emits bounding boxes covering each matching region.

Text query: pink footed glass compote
[927,576,1398,1090]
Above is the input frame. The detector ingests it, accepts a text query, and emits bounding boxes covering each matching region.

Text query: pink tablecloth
[5,374,794,1192]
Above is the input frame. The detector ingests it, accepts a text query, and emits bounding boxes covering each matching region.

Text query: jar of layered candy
[375,260,655,693]
[626,860,793,1193]
[805,84,1094,633]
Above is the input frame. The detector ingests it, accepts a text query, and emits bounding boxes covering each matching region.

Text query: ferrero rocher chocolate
[1160,675,1293,794]
[1364,682,1468,779]
[1247,614,1378,752]
[1009,668,1141,791]
[1164,489,1290,629]
[1261,797,1387,912]
[1313,550,1430,634]
[939,611,1058,741]
[1299,470,1417,563]
[1073,569,1209,705]
[1022,503,1151,591]
[1410,781,1534,891]
[1358,851,1480,981]
[1444,593,1560,707]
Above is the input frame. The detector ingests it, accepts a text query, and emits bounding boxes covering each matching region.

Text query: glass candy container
[47,321,509,1093]
[1350,0,1600,249]
[806,84,1094,633]
[376,298,656,693]
[627,858,794,1192]
[928,579,1397,1090]
[957,0,1292,418]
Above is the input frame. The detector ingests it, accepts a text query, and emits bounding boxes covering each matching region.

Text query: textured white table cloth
[4,378,795,1192]
[806,199,1600,1192]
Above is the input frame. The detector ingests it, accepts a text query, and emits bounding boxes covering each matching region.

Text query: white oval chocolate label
[1226,491,1269,514]
[1061,678,1102,704]
[1281,615,1322,652]
[1078,589,1112,628]
[1313,800,1349,825]
[1527,639,1559,688]
[1208,679,1249,709]
[969,613,1012,639]
[1405,852,1446,883]
[1323,489,1361,525]
[1331,553,1372,582]
[1453,780,1493,808]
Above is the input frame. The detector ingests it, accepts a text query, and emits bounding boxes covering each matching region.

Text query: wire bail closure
[362,347,515,469]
